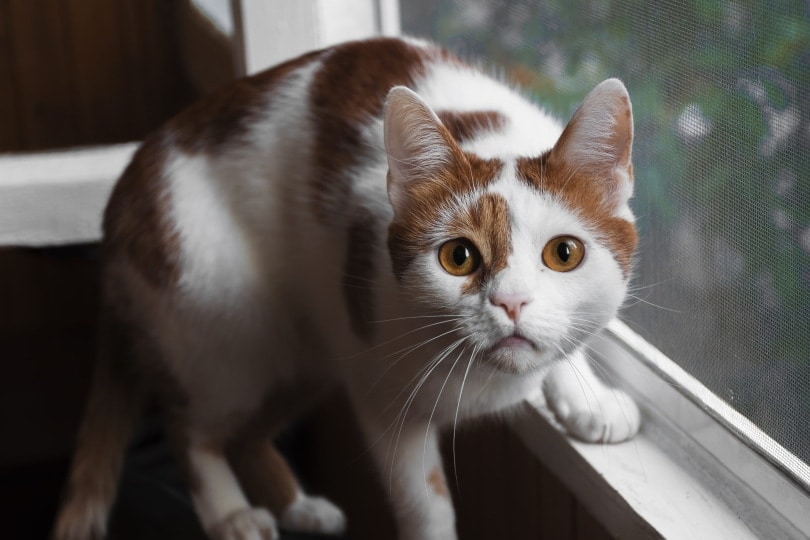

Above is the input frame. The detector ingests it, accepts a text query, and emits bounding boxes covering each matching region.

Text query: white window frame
[512,320,810,538]
[2,1,808,537]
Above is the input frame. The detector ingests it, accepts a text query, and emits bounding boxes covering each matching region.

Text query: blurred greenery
[403,0,810,462]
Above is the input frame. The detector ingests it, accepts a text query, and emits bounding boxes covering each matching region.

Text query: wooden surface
[301,395,612,540]
[0,0,196,153]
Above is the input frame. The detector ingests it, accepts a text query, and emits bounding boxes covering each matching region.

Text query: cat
[53,36,640,540]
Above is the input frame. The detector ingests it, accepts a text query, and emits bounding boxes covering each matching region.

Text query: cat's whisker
[623,294,680,312]
[554,337,642,442]
[380,335,471,412]
[366,329,469,394]
[556,344,601,419]
[452,343,479,494]
[370,313,459,324]
[470,357,498,401]
[385,334,468,490]
[343,318,463,361]
[390,338,466,429]
[422,347,466,501]
[374,329,466,402]
[358,329,466,470]
[383,325,464,363]
[625,278,672,294]
[559,165,584,191]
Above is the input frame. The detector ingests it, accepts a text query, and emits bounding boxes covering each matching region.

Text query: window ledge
[510,320,810,539]
[0,144,137,246]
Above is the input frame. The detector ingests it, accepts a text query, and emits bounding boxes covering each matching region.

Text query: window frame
[2,1,808,537]
[511,320,810,538]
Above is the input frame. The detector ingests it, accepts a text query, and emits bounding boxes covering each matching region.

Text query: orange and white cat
[54,37,640,540]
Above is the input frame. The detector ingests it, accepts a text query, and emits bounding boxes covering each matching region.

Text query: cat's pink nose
[489,292,532,322]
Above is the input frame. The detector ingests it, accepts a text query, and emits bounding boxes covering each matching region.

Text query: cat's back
[103,38,420,285]
[102,37,559,296]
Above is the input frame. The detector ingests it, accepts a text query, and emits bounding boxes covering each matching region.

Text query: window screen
[402,0,810,466]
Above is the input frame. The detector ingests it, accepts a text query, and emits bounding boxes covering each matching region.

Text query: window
[403,0,809,476]
[404,0,810,535]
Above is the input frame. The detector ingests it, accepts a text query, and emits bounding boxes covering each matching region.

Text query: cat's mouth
[482,331,543,374]
[489,331,538,352]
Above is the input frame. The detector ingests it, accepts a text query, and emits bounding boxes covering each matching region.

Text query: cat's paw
[543,361,641,443]
[279,495,346,536]
[211,508,278,540]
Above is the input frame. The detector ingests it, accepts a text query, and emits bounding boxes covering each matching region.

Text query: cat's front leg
[543,348,641,443]
[183,440,278,540]
[364,419,457,540]
[228,427,346,536]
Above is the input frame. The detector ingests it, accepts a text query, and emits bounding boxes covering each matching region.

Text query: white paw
[212,508,278,540]
[543,361,641,443]
[279,494,347,536]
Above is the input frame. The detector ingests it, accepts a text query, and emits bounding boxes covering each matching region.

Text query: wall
[0,1,197,537]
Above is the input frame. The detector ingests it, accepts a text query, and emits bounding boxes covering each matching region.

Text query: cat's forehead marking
[435,110,507,145]
[515,156,637,274]
[450,192,512,295]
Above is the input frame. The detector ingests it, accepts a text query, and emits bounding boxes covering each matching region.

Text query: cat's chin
[482,337,548,374]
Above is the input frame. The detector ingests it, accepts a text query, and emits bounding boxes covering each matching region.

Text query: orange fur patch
[436,110,507,144]
[309,38,433,223]
[447,193,512,295]
[387,155,503,281]
[104,137,180,289]
[427,467,450,497]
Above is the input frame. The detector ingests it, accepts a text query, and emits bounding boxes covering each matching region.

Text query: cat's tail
[52,310,143,540]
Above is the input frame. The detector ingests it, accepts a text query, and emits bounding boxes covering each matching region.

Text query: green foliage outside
[403,0,810,462]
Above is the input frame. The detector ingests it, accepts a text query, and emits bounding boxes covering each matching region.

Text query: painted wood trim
[0,144,137,246]
[509,321,810,539]
[232,0,394,75]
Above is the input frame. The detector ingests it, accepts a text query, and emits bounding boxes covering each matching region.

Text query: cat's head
[384,79,637,374]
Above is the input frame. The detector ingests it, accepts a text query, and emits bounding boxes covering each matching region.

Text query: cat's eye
[542,236,585,272]
[438,239,481,276]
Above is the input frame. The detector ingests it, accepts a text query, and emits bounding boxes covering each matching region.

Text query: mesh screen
[403,0,810,465]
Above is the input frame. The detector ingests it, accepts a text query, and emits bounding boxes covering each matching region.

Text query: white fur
[188,446,255,533]
[279,494,346,535]
[212,508,278,540]
[414,62,562,157]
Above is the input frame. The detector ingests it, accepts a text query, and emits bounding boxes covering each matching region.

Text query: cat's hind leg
[543,348,640,443]
[52,311,143,540]
[228,428,346,536]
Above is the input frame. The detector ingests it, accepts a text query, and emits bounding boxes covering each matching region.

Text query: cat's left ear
[548,78,634,213]
[384,86,464,216]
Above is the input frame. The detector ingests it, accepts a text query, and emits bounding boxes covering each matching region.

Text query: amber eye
[438,239,481,276]
[542,236,585,272]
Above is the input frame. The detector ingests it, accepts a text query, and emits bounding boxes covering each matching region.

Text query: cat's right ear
[384,86,462,216]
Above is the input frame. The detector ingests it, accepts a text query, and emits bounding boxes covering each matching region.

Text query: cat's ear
[548,78,634,211]
[384,86,463,214]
